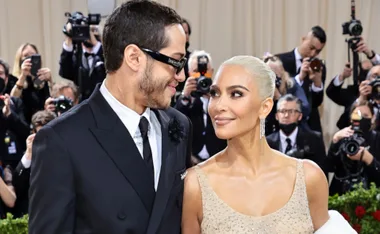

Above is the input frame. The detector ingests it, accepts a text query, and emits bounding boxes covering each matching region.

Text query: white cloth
[333,75,344,86]
[314,210,357,234]
[99,80,162,191]
[63,41,101,69]
[21,154,31,169]
[197,96,210,159]
[279,127,298,153]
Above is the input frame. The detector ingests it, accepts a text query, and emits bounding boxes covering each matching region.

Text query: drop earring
[260,118,265,139]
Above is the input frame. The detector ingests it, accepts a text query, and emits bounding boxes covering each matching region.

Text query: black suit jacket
[276,50,326,133]
[59,46,106,101]
[175,96,227,158]
[0,97,29,163]
[326,78,359,129]
[266,127,327,174]
[12,161,30,218]
[29,85,192,234]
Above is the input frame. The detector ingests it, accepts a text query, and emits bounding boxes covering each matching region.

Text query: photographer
[59,12,105,101]
[12,110,56,217]
[263,55,310,135]
[9,43,51,125]
[175,50,226,164]
[327,100,380,196]
[266,94,327,175]
[326,37,379,129]
[0,59,30,165]
[44,79,79,116]
[276,26,327,133]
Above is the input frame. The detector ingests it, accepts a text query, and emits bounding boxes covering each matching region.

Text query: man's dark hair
[0,58,10,77]
[311,26,327,44]
[277,94,302,112]
[102,0,183,73]
[31,110,57,130]
[181,18,191,35]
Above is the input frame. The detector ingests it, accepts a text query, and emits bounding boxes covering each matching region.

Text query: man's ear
[259,98,274,119]
[123,44,144,72]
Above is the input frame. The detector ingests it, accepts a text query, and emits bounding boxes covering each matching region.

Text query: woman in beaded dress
[181,55,330,234]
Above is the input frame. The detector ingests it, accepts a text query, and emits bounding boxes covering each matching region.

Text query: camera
[369,76,380,100]
[308,58,323,72]
[191,55,212,97]
[340,111,366,156]
[53,95,73,114]
[342,20,363,37]
[63,12,101,42]
[342,0,363,37]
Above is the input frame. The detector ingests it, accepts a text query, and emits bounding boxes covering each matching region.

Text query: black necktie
[285,138,292,154]
[84,52,95,58]
[139,117,154,182]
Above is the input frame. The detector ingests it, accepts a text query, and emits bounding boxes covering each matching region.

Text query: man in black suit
[326,37,380,129]
[29,1,192,234]
[59,14,106,102]
[175,50,227,164]
[276,26,327,133]
[266,94,327,174]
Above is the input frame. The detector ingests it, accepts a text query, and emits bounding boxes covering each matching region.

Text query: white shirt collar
[279,126,299,150]
[99,79,151,137]
[294,48,303,71]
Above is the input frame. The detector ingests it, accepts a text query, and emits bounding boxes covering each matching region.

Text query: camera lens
[349,22,363,36]
[345,141,360,156]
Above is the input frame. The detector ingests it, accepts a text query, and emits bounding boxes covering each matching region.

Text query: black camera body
[191,55,212,97]
[342,19,363,37]
[53,95,73,114]
[308,58,323,72]
[369,76,380,100]
[63,12,101,42]
[340,120,366,156]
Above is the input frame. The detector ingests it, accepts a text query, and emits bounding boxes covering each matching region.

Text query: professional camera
[340,110,366,156]
[369,76,380,100]
[308,58,323,72]
[342,19,362,37]
[53,95,73,114]
[63,12,101,42]
[191,55,212,97]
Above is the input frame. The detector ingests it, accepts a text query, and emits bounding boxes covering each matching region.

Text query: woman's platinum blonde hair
[220,55,276,100]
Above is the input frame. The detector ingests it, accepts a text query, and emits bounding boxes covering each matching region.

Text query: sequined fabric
[194,160,314,234]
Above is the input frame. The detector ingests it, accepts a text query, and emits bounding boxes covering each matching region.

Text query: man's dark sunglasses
[140,48,187,75]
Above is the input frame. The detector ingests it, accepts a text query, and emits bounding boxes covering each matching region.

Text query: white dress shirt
[279,127,298,154]
[63,41,102,69]
[197,96,210,159]
[294,48,324,92]
[99,80,162,190]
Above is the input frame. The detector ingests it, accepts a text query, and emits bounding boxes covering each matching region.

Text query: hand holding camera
[182,77,197,97]
[25,133,36,161]
[347,146,374,165]
[339,63,352,82]
[44,97,56,112]
[37,68,52,83]
[45,95,73,115]
[333,126,354,144]
[358,80,372,101]
[20,58,32,78]
[0,94,11,117]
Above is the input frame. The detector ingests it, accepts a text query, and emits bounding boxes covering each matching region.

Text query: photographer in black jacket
[327,100,380,196]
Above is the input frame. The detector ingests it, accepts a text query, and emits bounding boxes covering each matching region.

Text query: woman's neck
[224,127,273,175]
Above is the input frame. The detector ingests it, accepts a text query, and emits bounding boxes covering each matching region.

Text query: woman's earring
[260,118,265,139]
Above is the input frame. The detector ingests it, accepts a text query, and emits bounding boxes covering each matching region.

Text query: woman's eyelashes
[209,89,243,98]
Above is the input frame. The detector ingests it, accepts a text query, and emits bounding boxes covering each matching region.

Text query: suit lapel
[146,109,177,234]
[88,87,156,213]
[274,132,281,151]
